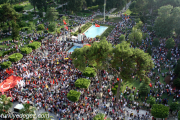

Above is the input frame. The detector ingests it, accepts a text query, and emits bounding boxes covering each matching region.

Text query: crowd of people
[0,6,179,120]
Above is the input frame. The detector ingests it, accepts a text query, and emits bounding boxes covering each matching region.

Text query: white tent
[14,104,24,112]
[71,36,77,39]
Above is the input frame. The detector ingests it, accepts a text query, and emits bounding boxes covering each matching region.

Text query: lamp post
[104,0,106,23]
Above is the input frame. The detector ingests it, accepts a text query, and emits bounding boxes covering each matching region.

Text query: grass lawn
[0,36,12,42]
[123,9,132,15]
[93,15,122,23]
[24,3,34,10]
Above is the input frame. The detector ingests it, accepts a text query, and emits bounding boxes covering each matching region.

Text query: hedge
[8,53,23,62]
[74,22,92,35]
[2,48,16,57]
[0,61,12,69]
[100,25,114,38]
[37,24,45,31]
[14,5,24,12]
[67,90,81,102]
[83,67,96,77]
[20,47,32,54]
[28,42,41,49]
[75,78,91,89]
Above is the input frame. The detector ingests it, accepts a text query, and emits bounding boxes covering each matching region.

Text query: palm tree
[0,95,13,114]
[19,103,36,120]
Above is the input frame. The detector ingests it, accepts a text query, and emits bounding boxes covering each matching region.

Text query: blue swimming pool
[84,25,108,38]
[68,46,82,53]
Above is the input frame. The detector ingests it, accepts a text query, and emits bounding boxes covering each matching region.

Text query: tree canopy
[151,104,169,118]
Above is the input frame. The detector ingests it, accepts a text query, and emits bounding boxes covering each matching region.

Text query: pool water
[68,46,82,53]
[84,25,108,38]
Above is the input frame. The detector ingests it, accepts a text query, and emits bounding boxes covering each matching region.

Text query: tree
[147,96,156,106]
[151,104,169,119]
[48,23,56,32]
[46,7,58,22]
[71,37,112,88]
[36,0,47,15]
[128,27,143,46]
[83,67,96,77]
[174,59,180,77]
[29,0,37,13]
[37,24,45,31]
[139,82,149,96]
[0,3,20,24]
[12,21,20,40]
[110,41,154,102]
[119,34,125,42]
[0,0,9,4]
[93,113,110,120]
[75,78,91,89]
[147,47,152,55]
[142,33,149,40]
[153,5,173,38]
[172,7,180,36]
[67,0,86,12]
[152,38,160,47]
[20,103,36,120]
[170,102,180,113]
[0,95,12,114]
[67,90,81,102]
[165,38,175,50]
[178,111,180,120]
[166,50,172,60]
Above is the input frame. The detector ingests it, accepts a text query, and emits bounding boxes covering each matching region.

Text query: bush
[139,83,149,96]
[18,21,26,27]
[96,35,100,39]
[74,33,77,36]
[20,47,32,54]
[28,42,41,49]
[14,5,24,12]
[48,23,56,32]
[83,67,96,77]
[75,78,91,89]
[111,88,117,95]
[2,48,16,57]
[101,26,114,38]
[178,111,180,120]
[8,53,23,62]
[0,61,12,69]
[37,24,45,31]
[119,34,125,42]
[87,5,99,10]
[67,90,81,102]
[170,102,179,112]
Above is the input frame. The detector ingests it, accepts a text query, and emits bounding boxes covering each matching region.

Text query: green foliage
[134,21,143,29]
[175,59,180,76]
[165,38,175,49]
[75,78,91,89]
[46,7,58,21]
[170,102,180,111]
[147,47,152,55]
[48,23,56,32]
[67,90,81,102]
[128,27,142,46]
[0,61,12,69]
[142,33,149,40]
[147,96,156,106]
[2,48,16,57]
[20,47,32,54]
[105,16,109,20]
[151,104,169,118]
[14,5,24,12]
[83,67,96,77]
[173,78,180,88]
[0,95,13,114]
[44,30,48,33]
[129,93,134,102]
[100,26,114,38]
[8,53,23,62]
[28,42,41,49]
[166,50,172,60]
[93,113,109,120]
[119,34,125,42]
[37,24,45,31]
[12,21,20,40]
[20,103,36,120]
[139,83,149,96]
[152,38,160,47]
[178,111,180,120]
[111,87,117,95]
[88,5,99,10]
[154,5,173,38]
[96,35,100,39]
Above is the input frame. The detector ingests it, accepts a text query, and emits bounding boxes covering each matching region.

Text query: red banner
[63,20,67,25]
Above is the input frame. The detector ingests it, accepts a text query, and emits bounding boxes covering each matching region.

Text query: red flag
[95,24,100,27]
[53,79,55,84]
[65,26,68,30]
[29,81,30,84]
[92,19,93,21]
[40,81,41,84]
[63,20,67,25]
[1,87,4,95]
[47,28,48,30]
